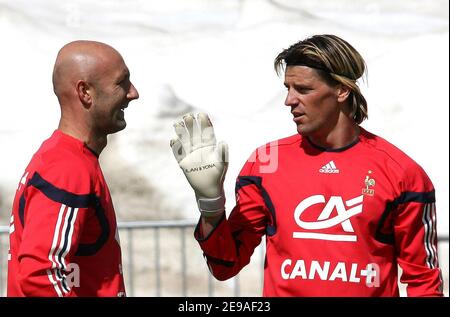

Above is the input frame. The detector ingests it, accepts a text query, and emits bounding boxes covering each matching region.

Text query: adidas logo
[319,160,339,173]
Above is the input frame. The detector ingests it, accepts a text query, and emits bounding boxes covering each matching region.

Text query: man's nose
[284,90,298,107]
[128,83,139,100]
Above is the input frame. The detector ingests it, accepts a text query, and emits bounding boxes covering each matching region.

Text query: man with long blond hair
[170,34,443,296]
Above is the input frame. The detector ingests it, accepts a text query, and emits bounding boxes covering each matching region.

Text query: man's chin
[296,125,309,136]
[107,121,127,135]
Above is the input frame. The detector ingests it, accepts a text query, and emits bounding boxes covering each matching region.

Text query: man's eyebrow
[284,82,309,87]
[118,70,130,81]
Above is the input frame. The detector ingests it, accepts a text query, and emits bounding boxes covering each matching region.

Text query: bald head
[53,40,138,150]
[52,40,124,104]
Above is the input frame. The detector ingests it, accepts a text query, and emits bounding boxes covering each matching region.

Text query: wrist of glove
[170,113,228,218]
[196,192,226,218]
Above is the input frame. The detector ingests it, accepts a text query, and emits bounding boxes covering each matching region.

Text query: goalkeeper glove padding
[170,113,228,218]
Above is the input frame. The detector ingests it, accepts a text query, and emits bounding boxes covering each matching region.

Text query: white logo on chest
[293,195,363,241]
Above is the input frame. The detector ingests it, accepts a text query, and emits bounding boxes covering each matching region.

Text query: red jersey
[7,130,126,297]
[195,128,443,296]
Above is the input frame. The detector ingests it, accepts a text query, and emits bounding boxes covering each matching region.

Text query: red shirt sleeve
[195,152,274,280]
[15,163,93,297]
[393,162,443,297]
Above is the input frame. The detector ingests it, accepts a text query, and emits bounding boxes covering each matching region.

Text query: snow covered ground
[0,0,448,296]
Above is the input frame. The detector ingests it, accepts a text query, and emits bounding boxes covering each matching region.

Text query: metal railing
[0,220,266,297]
[0,221,448,297]
[114,219,265,297]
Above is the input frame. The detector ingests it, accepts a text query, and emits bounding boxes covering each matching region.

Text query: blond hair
[274,34,368,124]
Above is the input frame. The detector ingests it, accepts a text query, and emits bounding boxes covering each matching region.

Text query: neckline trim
[306,136,360,152]
[84,145,100,158]
[54,130,99,158]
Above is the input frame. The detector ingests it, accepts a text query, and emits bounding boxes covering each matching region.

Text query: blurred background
[0,0,448,297]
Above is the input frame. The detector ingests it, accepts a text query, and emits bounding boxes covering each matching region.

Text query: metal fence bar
[118,220,197,229]
[234,273,240,297]
[180,227,187,297]
[1,222,449,237]
[1,222,449,297]
[261,241,265,292]
[154,227,161,297]
[208,271,214,297]
[0,235,3,296]
[127,228,134,297]
[2,221,449,237]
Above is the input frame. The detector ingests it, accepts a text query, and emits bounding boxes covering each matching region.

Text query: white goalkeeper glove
[170,113,228,218]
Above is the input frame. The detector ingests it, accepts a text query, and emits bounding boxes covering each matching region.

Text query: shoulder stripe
[422,203,438,269]
[48,204,67,270]
[23,172,110,256]
[60,208,79,268]
[46,269,63,297]
[47,204,80,296]
[235,176,262,192]
[375,191,436,245]
[393,191,435,206]
[29,172,94,208]
[18,194,26,227]
[55,269,70,294]
[48,204,70,296]
[26,172,110,256]
[57,207,78,270]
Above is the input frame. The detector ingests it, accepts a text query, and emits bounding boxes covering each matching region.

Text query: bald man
[7,41,139,297]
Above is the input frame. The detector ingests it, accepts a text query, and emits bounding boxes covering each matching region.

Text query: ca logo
[293,195,364,242]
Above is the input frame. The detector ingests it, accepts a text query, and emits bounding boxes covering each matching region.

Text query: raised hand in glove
[170,113,228,218]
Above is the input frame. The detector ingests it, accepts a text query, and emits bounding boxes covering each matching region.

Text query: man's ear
[336,84,351,103]
[76,80,92,108]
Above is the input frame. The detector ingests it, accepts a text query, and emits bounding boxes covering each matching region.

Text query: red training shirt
[196,128,443,297]
[7,130,126,297]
